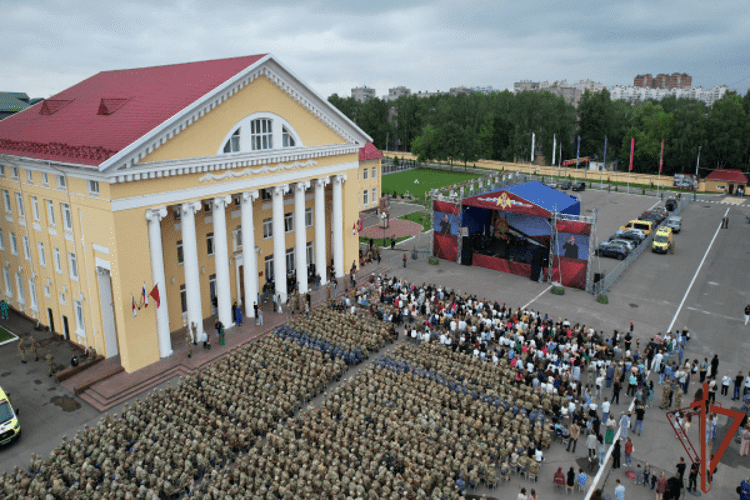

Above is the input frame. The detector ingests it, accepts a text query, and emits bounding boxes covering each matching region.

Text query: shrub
[551,286,565,296]
[428,256,439,265]
[596,294,609,304]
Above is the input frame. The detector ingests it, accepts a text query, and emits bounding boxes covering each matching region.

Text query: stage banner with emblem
[462,190,551,218]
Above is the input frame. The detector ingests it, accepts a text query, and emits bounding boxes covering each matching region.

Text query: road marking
[667,207,729,333]
[707,282,719,285]
[522,285,553,310]
[686,306,738,322]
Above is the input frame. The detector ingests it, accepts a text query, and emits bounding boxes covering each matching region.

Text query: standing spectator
[0,299,8,319]
[633,405,645,436]
[687,460,699,492]
[740,424,750,456]
[612,439,621,469]
[402,252,407,267]
[612,379,621,405]
[735,371,745,401]
[676,457,687,485]
[745,304,750,325]
[586,430,598,463]
[529,489,539,500]
[656,472,668,500]
[707,377,717,404]
[624,437,634,466]
[568,421,580,453]
[700,357,709,383]
[614,479,625,500]
[602,399,611,424]
[606,414,617,444]
[643,461,651,489]
[722,372,731,397]
[710,354,719,379]
[598,434,606,466]
[619,412,630,439]
[739,478,750,500]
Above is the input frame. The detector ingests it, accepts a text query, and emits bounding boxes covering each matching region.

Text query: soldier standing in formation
[31,336,40,361]
[46,350,54,377]
[18,338,26,364]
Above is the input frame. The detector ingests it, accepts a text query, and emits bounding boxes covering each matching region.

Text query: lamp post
[381,212,388,246]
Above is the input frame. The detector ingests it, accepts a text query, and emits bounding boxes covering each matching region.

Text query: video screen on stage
[553,232,590,261]
[433,211,460,235]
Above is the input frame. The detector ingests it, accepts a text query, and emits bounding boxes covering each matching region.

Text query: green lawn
[398,211,432,232]
[382,168,483,201]
[0,326,16,343]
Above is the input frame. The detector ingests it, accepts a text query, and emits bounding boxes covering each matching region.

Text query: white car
[608,238,636,251]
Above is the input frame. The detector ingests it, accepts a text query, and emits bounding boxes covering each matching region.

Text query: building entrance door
[97,267,119,358]
[239,265,245,305]
[47,307,55,334]
[62,315,70,340]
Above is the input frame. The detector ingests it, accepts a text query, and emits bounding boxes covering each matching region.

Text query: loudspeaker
[461,237,473,265]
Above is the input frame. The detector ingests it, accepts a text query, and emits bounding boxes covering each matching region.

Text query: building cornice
[99,55,371,173]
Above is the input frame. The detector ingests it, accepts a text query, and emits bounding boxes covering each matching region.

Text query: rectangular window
[15,272,24,304]
[0,228,4,251]
[263,218,273,239]
[46,200,56,226]
[250,118,273,150]
[261,188,272,201]
[53,247,62,274]
[68,252,78,280]
[306,241,314,267]
[59,292,66,305]
[44,285,50,298]
[363,190,369,206]
[11,167,19,180]
[174,206,181,221]
[88,180,99,195]
[26,170,33,183]
[38,242,46,267]
[177,240,184,265]
[74,300,84,333]
[15,193,25,218]
[372,188,377,204]
[203,200,213,214]
[206,232,214,256]
[0,165,4,177]
[180,285,187,313]
[286,248,295,273]
[9,232,17,256]
[3,190,11,213]
[42,172,49,186]
[31,196,39,222]
[372,166,377,178]
[284,212,294,233]
[62,203,73,231]
[305,207,313,228]
[29,279,37,310]
[233,226,242,250]
[57,175,66,188]
[264,255,274,281]
[3,268,11,297]
[363,168,369,181]
[22,236,30,261]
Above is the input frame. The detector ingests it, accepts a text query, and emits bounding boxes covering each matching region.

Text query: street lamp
[381,212,388,245]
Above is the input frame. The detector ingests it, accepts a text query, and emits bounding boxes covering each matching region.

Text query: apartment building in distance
[351,86,376,103]
[609,84,728,106]
[633,73,692,90]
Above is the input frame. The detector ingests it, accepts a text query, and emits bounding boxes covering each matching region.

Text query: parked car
[558,180,572,190]
[596,241,630,260]
[665,216,682,233]
[652,207,670,217]
[607,237,636,251]
[0,387,21,446]
[614,228,647,242]
[665,198,678,211]
[620,219,655,235]
[639,211,666,223]
[572,182,586,192]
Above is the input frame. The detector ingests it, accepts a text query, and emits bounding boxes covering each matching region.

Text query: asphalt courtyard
[1,188,748,499]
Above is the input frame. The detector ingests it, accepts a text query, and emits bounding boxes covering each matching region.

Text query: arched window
[250,119,273,150]
[282,126,295,147]
[223,129,240,153]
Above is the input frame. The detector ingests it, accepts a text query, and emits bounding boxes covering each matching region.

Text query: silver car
[666,216,682,233]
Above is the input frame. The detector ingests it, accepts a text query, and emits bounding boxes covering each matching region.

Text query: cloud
[1,0,748,100]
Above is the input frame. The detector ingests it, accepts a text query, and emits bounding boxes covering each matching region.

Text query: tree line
[328,89,750,176]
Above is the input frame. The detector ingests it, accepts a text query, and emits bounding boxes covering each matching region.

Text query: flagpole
[603,136,608,189]
[628,137,635,194]
[576,135,581,181]
[658,139,664,199]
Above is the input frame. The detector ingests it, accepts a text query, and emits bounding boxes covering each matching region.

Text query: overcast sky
[3,0,750,100]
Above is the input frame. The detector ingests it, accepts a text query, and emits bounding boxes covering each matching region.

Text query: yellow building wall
[140,76,347,164]
[358,159,382,210]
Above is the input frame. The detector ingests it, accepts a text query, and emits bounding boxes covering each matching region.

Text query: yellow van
[652,227,674,254]
[0,386,21,446]
[619,219,654,235]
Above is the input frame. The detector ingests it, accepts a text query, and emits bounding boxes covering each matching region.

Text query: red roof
[0,55,266,166]
[704,169,748,183]
[359,142,383,162]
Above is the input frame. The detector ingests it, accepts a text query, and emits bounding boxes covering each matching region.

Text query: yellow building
[0,54,381,373]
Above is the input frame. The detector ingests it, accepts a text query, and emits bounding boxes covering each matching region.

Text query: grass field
[382,168,483,201]
[0,326,17,343]
[398,211,432,232]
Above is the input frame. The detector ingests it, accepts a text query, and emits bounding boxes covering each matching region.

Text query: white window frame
[46,200,56,226]
[3,190,11,214]
[372,166,377,178]
[26,170,33,183]
[0,228,4,251]
[282,126,296,148]
[206,232,214,257]
[29,279,37,311]
[264,255,274,282]
[203,200,213,214]
[233,226,242,251]
[59,292,66,306]
[15,272,24,304]
[22,236,30,261]
[223,128,241,153]
[74,299,85,334]
[363,190,369,206]
[57,174,66,188]
[372,188,377,204]
[306,241,314,267]
[285,248,295,273]
[3,268,11,297]
[284,213,294,233]
[88,180,100,195]
[263,218,273,239]
[31,196,39,222]
[38,242,46,267]
[180,285,187,313]
[250,118,273,151]
[305,208,313,228]
[43,285,50,298]
[53,247,62,274]
[42,172,49,186]
[261,189,272,201]
[9,232,17,256]
[68,252,78,280]
[61,203,73,231]
[11,167,19,180]
[363,168,369,181]
[15,193,25,218]
[0,165,4,177]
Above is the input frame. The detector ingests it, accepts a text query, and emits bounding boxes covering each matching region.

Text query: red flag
[131,294,137,318]
[352,223,356,236]
[142,282,148,308]
[629,138,635,172]
[149,284,161,308]
[659,139,665,174]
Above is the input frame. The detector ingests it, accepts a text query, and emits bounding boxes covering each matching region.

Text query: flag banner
[629,138,635,172]
[552,135,557,166]
[576,135,581,166]
[659,139,665,174]
[142,282,148,308]
[603,136,608,169]
[352,223,356,236]
[149,284,161,308]
[131,294,137,318]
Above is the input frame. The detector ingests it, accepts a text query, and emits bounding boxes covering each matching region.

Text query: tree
[704,94,748,169]
[619,101,674,174]
[327,94,357,122]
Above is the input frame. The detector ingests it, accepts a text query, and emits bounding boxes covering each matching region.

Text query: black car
[665,198,677,211]
[639,211,666,223]
[572,182,586,192]
[596,241,629,260]
[558,180,572,190]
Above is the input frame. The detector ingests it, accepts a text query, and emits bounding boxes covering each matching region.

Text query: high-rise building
[351,86,376,103]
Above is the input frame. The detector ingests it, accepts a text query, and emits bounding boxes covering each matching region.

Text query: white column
[332,174,347,277]
[212,195,232,327]
[241,190,259,317]
[294,181,310,293]
[146,207,172,358]
[180,201,203,342]
[315,178,330,285]
[272,184,290,303]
